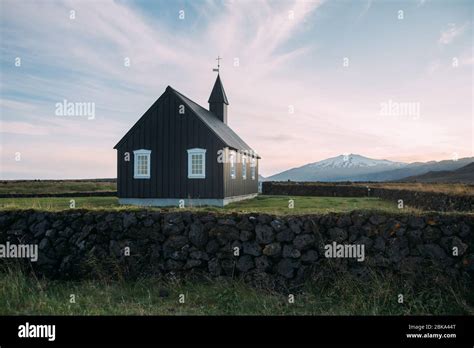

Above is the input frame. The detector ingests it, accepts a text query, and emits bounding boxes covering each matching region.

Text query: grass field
[0,195,411,214]
[1,267,472,315]
[0,179,116,195]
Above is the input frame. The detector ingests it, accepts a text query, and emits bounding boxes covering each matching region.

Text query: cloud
[0,0,472,178]
[438,23,467,45]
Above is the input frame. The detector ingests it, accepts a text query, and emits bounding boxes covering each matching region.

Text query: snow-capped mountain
[307,154,405,169]
[266,154,473,182]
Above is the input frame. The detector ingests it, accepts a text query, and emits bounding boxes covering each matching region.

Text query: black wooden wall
[116,90,225,199]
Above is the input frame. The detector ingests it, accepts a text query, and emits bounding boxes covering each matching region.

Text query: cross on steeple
[213,56,222,73]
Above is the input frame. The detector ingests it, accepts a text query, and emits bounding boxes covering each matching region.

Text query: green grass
[0,267,471,315]
[0,196,119,210]
[0,195,413,214]
[0,180,116,195]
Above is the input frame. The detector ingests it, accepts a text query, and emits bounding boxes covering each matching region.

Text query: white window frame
[230,151,236,179]
[251,158,256,180]
[242,155,247,180]
[187,148,206,179]
[133,149,151,179]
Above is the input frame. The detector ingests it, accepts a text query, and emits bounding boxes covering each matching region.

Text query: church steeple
[208,74,229,123]
[209,57,229,124]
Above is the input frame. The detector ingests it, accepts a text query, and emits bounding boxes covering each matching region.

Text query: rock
[262,242,281,257]
[407,230,423,245]
[163,235,188,250]
[143,218,154,227]
[441,224,454,236]
[293,234,315,250]
[165,259,184,271]
[45,229,56,238]
[257,214,272,224]
[221,259,235,275]
[237,218,254,231]
[418,244,447,259]
[206,240,220,254]
[212,226,240,245]
[337,215,352,228]
[301,250,318,263]
[255,224,274,244]
[39,238,50,251]
[200,214,216,224]
[218,218,236,226]
[237,255,254,272]
[189,223,208,247]
[32,220,49,238]
[255,256,271,271]
[170,250,188,261]
[240,230,253,241]
[328,228,348,243]
[208,258,221,276]
[109,240,121,257]
[162,223,183,236]
[355,236,373,250]
[369,215,387,225]
[282,244,301,258]
[165,213,183,225]
[123,213,137,229]
[423,226,442,243]
[276,259,295,279]
[459,223,470,238]
[184,259,202,269]
[96,221,109,232]
[408,216,425,229]
[242,241,261,256]
[189,250,209,260]
[288,219,302,234]
[386,239,404,263]
[373,236,385,252]
[276,229,294,242]
[270,219,286,232]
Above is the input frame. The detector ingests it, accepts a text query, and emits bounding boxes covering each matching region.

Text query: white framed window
[242,156,247,180]
[230,151,236,179]
[187,148,206,179]
[133,149,151,179]
[251,158,256,180]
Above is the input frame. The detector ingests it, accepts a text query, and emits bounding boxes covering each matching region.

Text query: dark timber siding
[116,91,226,199]
[223,152,259,197]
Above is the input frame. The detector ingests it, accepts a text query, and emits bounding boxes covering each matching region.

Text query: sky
[0,0,472,179]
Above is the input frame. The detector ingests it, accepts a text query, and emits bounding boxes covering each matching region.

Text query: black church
[114,71,260,207]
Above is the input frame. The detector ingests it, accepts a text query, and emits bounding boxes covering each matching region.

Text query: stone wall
[262,182,473,212]
[0,210,472,289]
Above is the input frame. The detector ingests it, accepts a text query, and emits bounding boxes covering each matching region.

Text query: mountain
[354,157,474,181]
[268,154,407,182]
[400,162,474,183]
[267,154,474,182]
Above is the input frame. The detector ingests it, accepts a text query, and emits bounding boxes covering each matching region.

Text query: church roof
[208,74,229,105]
[170,87,258,157]
[114,85,259,158]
